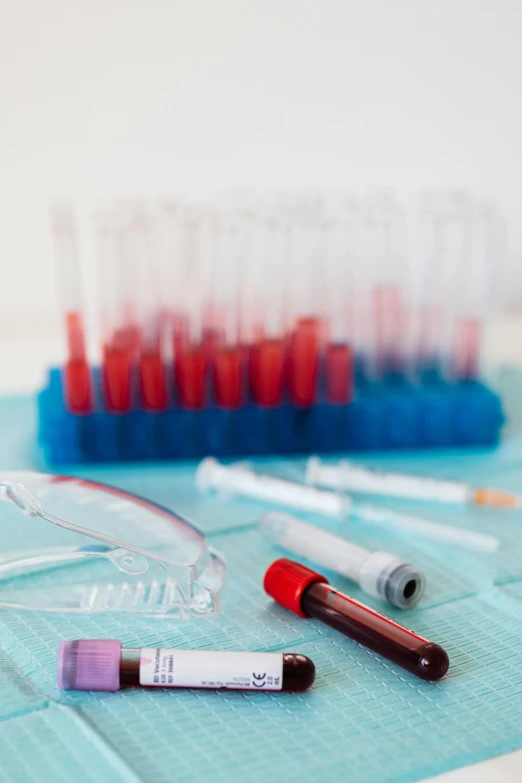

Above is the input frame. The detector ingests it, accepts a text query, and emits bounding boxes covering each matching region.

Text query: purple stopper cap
[57,640,122,691]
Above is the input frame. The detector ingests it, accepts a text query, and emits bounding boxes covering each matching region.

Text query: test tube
[323,198,357,403]
[264,559,450,681]
[126,209,168,411]
[212,211,245,408]
[95,209,134,413]
[52,206,93,413]
[58,639,315,692]
[249,213,288,406]
[287,195,325,406]
[174,208,212,409]
[362,192,407,379]
[451,202,505,381]
[259,511,426,609]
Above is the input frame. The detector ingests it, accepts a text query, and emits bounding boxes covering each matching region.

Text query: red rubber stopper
[288,318,321,407]
[175,345,207,409]
[250,338,285,407]
[213,347,243,408]
[263,558,328,618]
[326,342,354,405]
[64,359,93,413]
[103,343,133,412]
[139,350,167,411]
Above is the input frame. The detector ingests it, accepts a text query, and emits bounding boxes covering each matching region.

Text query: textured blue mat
[1,366,522,782]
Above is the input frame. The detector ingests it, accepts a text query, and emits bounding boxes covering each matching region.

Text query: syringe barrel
[196,458,349,518]
[307,457,470,504]
[260,511,425,609]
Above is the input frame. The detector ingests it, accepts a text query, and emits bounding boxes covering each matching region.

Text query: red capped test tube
[249,214,287,407]
[95,210,134,412]
[324,200,357,404]
[360,192,407,378]
[286,199,325,406]
[174,208,212,409]
[125,209,167,411]
[264,559,449,681]
[451,201,505,382]
[52,207,93,413]
[212,211,246,409]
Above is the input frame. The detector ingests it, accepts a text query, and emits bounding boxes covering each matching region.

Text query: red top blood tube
[325,342,354,405]
[64,312,93,413]
[264,559,449,682]
[323,202,357,404]
[52,208,93,414]
[245,215,287,406]
[453,317,481,381]
[212,212,246,409]
[288,317,321,407]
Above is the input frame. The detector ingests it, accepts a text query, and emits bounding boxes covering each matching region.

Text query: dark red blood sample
[250,338,285,407]
[453,318,481,381]
[139,351,168,411]
[213,347,243,408]
[103,344,133,412]
[64,359,93,413]
[175,345,207,409]
[326,342,354,405]
[288,317,321,406]
[264,559,449,682]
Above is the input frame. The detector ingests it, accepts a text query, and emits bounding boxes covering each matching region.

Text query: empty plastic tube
[196,458,350,518]
[259,511,425,609]
[307,456,519,509]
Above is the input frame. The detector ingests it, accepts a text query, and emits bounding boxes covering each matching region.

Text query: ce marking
[252,672,266,688]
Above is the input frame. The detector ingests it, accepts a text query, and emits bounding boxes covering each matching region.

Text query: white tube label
[139,648,284,690]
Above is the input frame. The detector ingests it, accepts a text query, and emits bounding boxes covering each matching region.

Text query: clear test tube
[362,191,407,379]
[95,208,134,413]
[249,213,288,407]
[451,201,505,382]
[52,206,93,413]
[126,208,168,411]
[211,210,246,409]
[417,192,471,381]
[287,194,326,407]
[174,207,212,410]
[323,198,357,404]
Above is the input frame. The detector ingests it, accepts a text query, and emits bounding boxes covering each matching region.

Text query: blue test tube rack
[37,367,504,464]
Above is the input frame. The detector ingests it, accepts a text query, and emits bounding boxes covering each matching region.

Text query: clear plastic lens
[0,472,226,617]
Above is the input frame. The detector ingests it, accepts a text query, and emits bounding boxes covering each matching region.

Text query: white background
[1,3,522,776]
[1,0,522,346]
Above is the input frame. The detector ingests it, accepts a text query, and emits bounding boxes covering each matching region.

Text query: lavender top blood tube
[57,640,315,692]
[264,559,449,682]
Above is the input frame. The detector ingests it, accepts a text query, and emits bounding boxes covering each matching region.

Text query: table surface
[2,319,522,783]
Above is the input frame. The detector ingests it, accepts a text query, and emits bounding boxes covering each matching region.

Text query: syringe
[196,458,501,551]
[307,456,519,509]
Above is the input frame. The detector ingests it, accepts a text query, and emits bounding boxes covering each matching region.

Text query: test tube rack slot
[37,368,504,464]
